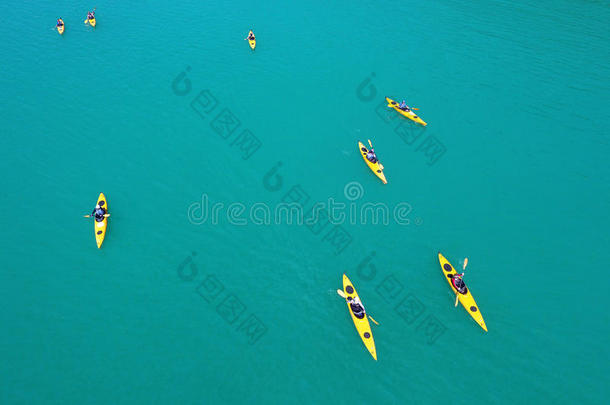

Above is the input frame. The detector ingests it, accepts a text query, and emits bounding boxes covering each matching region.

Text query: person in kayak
[348,296,366,319]
[398,100,410,111]
[452,273,467,294]
[91,204,106,222]
[87,11,95,20]
[56,18,64,27]
[366,148,378,164]
[246,31,255,40]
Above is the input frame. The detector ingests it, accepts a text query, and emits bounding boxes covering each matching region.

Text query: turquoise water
[1,0,609,403]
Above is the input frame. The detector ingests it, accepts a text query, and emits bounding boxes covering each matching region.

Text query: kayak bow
[342,274,377,360]
[438,253,487,331]
[358,141,387,184]
[386,97,427,126]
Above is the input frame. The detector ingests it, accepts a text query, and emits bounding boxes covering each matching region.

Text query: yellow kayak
[89,18,96,27]
[94,193,108,248]
[248,30,256,50]
[342,274,377,360]
[386,97,427,126]
[358,141,387,184]
[438,253,487,331]
[57,19,64,35]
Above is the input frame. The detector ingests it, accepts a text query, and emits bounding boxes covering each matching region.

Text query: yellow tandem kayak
[386,96,427,126]
[342,274,377,360]
[358,141,387,184]
[438,253,487,331]
[94,193,108,248]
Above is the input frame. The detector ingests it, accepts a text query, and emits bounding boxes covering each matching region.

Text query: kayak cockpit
[348,295,366,319]
[451,276,468,294]
[350,303,365,319]
[361,147,378,164]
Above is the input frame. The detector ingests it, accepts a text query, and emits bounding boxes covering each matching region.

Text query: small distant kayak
[342,274,377,360]
[94,193,108,248]
[248,30,256,50]
[386,96,427,126]
[358,141,387,184]
[57,19,64,35]
[438,253,487,331]
[89,17,96,27]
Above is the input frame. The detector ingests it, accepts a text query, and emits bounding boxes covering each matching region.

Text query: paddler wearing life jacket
[366,148,378,164]
[398,100,410,112]
[56,18,64,27]
[348,296,366,319]
[87,11,95,20]
[452,273,467,294]
[91,204,106,222]
[246,31,255,40]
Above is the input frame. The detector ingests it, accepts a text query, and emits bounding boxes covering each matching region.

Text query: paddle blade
[368,315,380,325]
[454,294,459,307]
[83,215,91,218]
[368,139,373,148]
[463,257,468,270]
[336,289,346,298]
